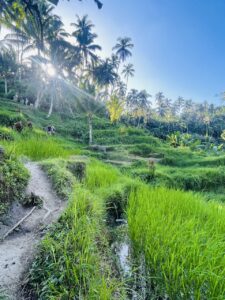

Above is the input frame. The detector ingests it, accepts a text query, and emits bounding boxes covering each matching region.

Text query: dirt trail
[0,162,66,300]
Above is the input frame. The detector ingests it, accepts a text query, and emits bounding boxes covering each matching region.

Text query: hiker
[45,125,56,135]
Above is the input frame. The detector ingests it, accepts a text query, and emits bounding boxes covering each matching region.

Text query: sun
[45,63,56,77]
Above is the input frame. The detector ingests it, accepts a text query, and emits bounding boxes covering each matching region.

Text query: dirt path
[0,162,66,300]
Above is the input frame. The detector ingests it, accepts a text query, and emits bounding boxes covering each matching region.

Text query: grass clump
[0,126,16,141]
[128,186,225,299]
[41,159,76,200]
[0,151,29,215]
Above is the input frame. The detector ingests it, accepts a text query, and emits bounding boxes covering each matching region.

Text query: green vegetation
[27,159,131,299]
[41,159,76,199]
[0,151,29,215]
[2,1,225,297]
[128,186,225,299]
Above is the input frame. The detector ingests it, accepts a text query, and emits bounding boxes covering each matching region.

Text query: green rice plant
[156,166,225,192]
[41,159,76,199]
[28,186,125,299]
[86,160,120,190]
[128,186,225,299]
[2,136,74,160]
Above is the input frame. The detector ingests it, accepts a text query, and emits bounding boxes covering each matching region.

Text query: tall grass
[1,132,76,160]
[28,159,127,299]
[128,186,225,299]
[86,160,120,190]
[29,187,123,299]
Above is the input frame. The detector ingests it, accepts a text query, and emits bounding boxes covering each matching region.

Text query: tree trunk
[35,89,42,109]
[137,116,141,128]
[88,114,93,145]
[125,77,129,96]
[4,78,8,95]
[47,93,54,118]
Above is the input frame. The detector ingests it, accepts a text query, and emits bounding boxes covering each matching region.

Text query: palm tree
[71,15,101,70]
[127,89,139,112]
[0,46,18,94]
[2,2,56,56]
[115,80,127,98]
[112,37,134,64]
[110,54,120,70]
[122,63,135,93]
[137,90,151,127]
[155,92,167,117]
[173,96,184,116]
[91,58,118,99]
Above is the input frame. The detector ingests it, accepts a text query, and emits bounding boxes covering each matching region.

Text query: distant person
[45,125,56,135]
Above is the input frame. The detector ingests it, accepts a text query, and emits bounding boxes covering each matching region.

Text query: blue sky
[54,0,225,104]
[1,1,224,104]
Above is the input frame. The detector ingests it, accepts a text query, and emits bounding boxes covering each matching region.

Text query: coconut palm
[122,63,135,92]
[155,92,167,117]
[2,2,56,56]
[110,54,120,71]
[112,37,134,64]
[172,96,184,116]
[0,46,18,94]
[91,58,118,99]
[71,15,101,70]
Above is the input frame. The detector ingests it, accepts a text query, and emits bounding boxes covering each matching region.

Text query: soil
[0,162,66,300]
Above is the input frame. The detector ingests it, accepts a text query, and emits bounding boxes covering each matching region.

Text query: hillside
[1,98,225,299]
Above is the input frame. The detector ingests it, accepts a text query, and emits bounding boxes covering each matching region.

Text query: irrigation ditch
[106,186,170,300]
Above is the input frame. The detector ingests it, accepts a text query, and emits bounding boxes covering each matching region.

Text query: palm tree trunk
[125,76,129,95]
[4,78,8,95]
[137,116,141,128]
[35,90,42,109]
[88,113,93,145]
[47,94,54,118]
[47,82,55,118]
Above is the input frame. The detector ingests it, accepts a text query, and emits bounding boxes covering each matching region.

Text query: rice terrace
[1,0,225,299]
